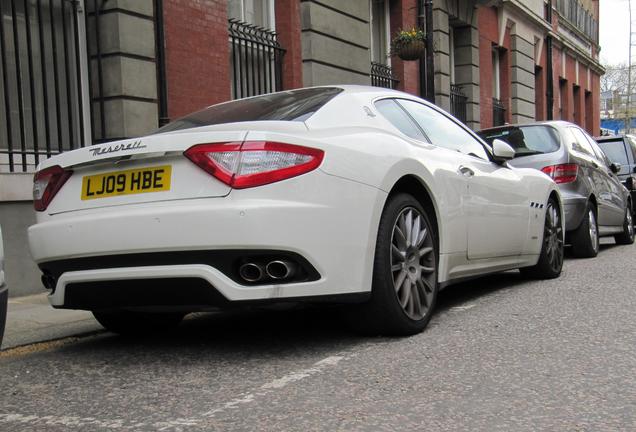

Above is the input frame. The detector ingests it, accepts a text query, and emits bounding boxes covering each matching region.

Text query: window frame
[228,0,275,30]
[369,0,391,66]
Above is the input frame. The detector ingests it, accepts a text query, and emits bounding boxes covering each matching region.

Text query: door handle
[458,165,474,177]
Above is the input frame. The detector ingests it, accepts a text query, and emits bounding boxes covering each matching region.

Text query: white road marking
[0,354,351,431]
[202,355,347,417]
[449,304,476,312]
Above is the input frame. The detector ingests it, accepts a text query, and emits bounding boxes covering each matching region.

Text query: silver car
[0,226,6,347]
[479,121,634,257]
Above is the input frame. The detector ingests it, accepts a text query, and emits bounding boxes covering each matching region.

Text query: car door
[396,99,530,260]
[569,127,617,227]
[587,136,627,226]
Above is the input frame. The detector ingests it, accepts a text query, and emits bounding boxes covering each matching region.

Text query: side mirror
[492,139,516,163]
[610,162,621,174]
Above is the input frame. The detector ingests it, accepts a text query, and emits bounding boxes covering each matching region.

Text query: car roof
[595,134,633,141]
[478,120,575,132]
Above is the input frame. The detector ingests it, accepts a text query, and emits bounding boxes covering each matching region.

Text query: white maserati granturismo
[28,86,564,336]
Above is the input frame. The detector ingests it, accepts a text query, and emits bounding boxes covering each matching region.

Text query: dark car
[479,121,634,258]
[0,226,6,348]
[595,135,636,208]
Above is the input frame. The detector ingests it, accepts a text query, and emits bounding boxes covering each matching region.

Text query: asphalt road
[1,240,635,431]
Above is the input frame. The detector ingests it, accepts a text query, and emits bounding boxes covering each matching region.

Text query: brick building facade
[0,0,602,296]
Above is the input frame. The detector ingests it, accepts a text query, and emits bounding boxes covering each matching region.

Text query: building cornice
[551,31,605,76]
[501,0,552,33]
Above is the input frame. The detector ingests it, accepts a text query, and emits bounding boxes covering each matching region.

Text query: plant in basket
[390,28,426,61]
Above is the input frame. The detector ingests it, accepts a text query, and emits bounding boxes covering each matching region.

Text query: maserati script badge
[89,140,147,157]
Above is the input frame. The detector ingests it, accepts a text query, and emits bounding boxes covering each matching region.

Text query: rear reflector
[541,163,578,184]
[33,165,73,211]
[184,141,324,189]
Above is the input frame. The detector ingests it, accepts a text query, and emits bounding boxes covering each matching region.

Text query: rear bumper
[28,171,386,309]
[562,195,587,232]
[47,265,369,311]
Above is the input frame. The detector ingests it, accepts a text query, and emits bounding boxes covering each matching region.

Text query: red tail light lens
[33,165,73,211]
[184,141,324,189]
[541,163,578,184]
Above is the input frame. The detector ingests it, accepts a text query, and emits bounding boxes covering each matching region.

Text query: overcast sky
[600,0,632,66]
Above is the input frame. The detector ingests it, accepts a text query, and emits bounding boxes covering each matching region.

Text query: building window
[370,0,389,65]
[492,47,501,99]
[369,0,397,89]
[559,78,568,120]
[0,0,90,173]
[492,47,505,126]
[228,0,275,30]
[449,26,455,84]
[228,0,284,99]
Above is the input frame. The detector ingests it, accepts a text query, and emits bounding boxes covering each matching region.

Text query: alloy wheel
[545,202,564,273]
[390,207,436,321]
[588,209,598,252]
[628,210,634,240]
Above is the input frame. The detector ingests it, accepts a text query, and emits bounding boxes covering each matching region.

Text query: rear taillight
[541,163,578,184]
[184,141,324,189]
[33,165,73,211]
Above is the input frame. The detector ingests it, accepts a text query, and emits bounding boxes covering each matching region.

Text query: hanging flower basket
[391,28,426,61]
[396,40,426,61]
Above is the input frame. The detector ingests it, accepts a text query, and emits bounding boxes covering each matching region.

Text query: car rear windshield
[478,125,560,156]
[596,138,629,165]
[155,87,343,133]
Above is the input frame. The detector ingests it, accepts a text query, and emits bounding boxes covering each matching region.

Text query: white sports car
[28,86,564,335]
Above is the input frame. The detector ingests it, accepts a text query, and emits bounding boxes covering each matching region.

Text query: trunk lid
[43,122,308,215]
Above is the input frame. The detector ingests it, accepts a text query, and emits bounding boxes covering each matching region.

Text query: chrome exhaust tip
[265,260,296,280]
[238,263,265,282]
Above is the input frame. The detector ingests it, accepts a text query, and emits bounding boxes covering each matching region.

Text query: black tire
[570,202,599,258]
[349,193,438,336]
[92,310,185,335]
[614,205,635,245]
[520,197,563,279]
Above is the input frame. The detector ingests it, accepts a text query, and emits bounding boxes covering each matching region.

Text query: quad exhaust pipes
[238,260,297,283]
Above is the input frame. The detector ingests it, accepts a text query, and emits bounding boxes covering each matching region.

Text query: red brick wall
[163,0,230,119]
[276,0,303,90]
[478,6,498,128]
[389,0,420,96]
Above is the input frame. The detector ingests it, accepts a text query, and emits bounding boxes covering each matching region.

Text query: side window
[569,127,595,157]
[581,130,609,164]
[396,99,490,160]
[374,99,427,141]
[627,136,636,164]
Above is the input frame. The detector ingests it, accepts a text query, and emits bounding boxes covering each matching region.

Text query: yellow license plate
[81,165,172,200]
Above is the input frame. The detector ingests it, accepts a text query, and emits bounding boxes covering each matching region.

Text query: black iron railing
[370,62,399,89]
[493,98,506,126]
[229,19,285,99]
[0,0,88,173]
[450,85,468,123]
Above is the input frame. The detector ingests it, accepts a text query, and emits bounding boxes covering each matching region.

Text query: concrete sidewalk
[2,293,103,350]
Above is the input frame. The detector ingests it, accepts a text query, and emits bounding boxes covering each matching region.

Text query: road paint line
[202,354,348,419]
[449,304,476,312]
[0,353,351,431]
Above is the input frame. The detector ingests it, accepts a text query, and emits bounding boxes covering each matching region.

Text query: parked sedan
[479,121,634,258]
[0,226,7,348]
[596,135,636,208]
[28,86,563,336]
